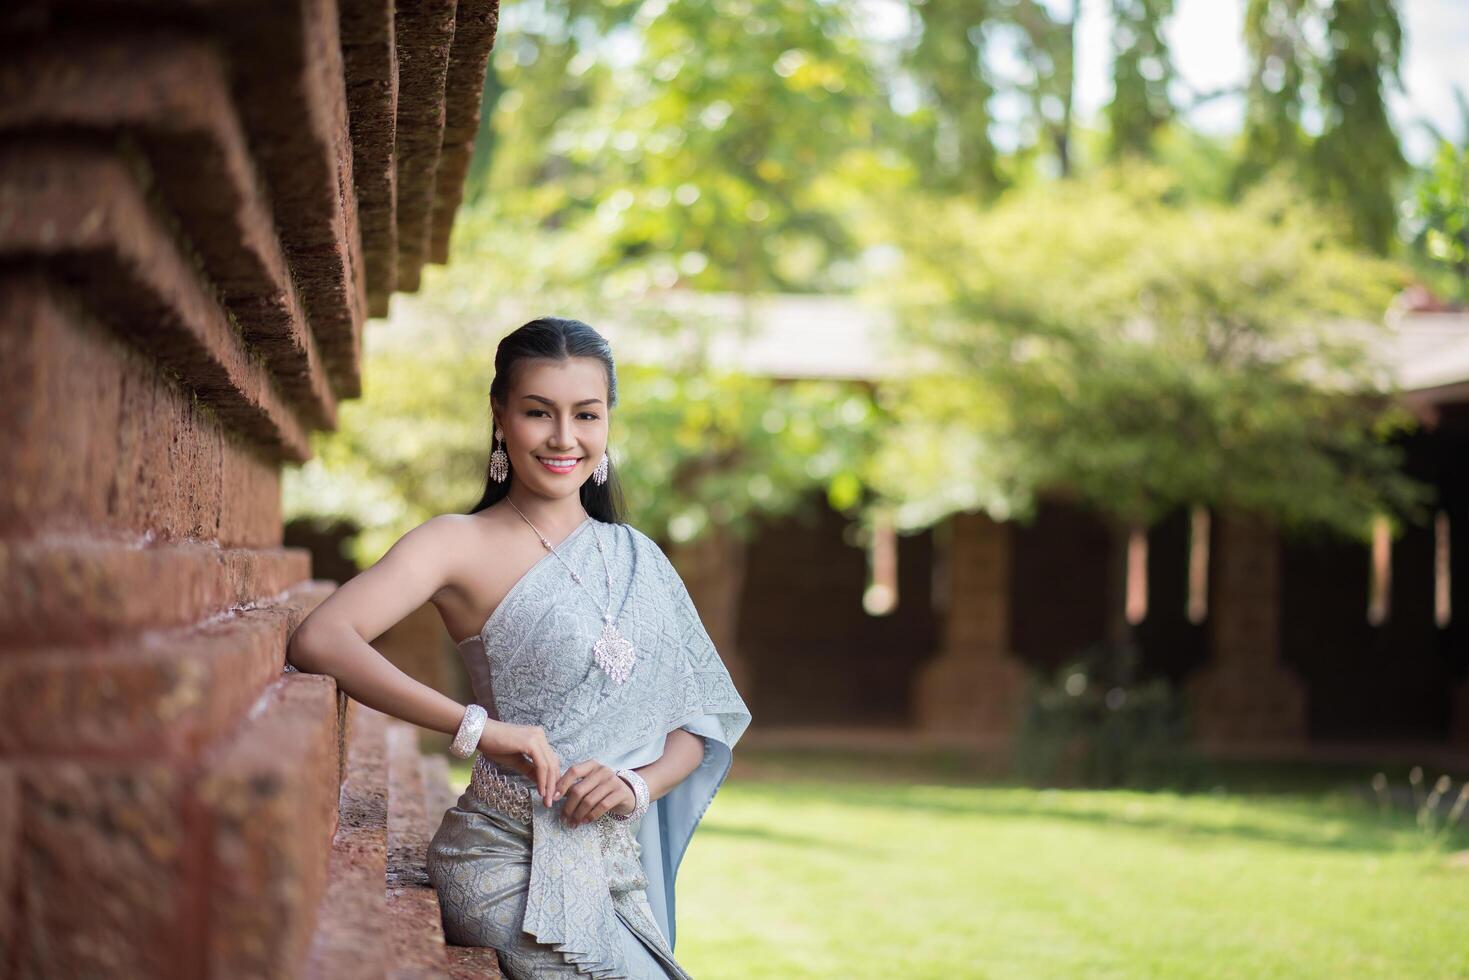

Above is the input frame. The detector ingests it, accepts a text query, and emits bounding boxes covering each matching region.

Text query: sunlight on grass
[675,773,1469,979]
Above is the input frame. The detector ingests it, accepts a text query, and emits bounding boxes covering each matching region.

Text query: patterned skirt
[426,777,689,980]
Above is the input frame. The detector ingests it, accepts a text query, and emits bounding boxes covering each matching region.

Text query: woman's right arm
[286,517,561,802]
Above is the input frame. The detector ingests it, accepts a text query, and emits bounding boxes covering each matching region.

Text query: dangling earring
[490,426,509,483]
[592,450,609,486]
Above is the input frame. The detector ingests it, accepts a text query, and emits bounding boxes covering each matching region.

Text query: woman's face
[494,356,610,500]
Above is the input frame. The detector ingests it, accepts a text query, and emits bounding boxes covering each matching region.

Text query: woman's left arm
[632,727,705,802]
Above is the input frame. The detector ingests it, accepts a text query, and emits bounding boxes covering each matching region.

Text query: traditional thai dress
[427,517,752,979]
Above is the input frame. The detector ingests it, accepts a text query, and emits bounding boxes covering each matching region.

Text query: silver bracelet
[450,703,488,759]
[611,767,650,822]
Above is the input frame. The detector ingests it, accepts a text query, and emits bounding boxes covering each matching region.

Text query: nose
[551,413,575,450]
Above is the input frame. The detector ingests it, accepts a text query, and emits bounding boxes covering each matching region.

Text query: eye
[526,409,601,420]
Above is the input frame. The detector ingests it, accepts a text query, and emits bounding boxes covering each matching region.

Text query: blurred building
[605,292,1469,761]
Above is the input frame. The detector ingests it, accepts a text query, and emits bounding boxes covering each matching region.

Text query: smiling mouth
[537,456,582,472]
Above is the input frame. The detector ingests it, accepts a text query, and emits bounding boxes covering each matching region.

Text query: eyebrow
[521,394,605,407]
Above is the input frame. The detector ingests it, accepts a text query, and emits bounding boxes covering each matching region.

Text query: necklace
[504,497,637,685]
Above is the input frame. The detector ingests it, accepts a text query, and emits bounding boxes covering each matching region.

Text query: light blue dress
[427,517,752,979]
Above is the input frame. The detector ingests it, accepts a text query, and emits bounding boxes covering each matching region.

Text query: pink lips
[537,457,580,474]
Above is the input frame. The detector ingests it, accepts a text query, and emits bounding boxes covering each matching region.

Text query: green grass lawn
[451,748,1469,979]
[679,749,1469,980]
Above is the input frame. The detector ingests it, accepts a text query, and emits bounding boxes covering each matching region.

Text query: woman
[286,316,752,979]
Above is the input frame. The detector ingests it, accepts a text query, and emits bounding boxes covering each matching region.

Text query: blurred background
[293,0,1469,760]
[3,0,1467,976]
[276,2,1469,974]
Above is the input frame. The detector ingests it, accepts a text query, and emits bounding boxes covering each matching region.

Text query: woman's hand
[478,720,561,804]
[554,760,637,826]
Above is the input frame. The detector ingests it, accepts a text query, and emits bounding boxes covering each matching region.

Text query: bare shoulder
[293,513,483,651]
[409,511,507,579]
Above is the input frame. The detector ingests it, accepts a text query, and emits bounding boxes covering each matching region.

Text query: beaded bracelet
[450,703,488,759]
[611,767,650,822]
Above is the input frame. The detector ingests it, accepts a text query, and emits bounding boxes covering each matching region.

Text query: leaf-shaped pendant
[593,620,637,685]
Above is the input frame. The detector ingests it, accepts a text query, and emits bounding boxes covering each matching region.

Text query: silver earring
[490,427,509,483]
[592,451,609,486]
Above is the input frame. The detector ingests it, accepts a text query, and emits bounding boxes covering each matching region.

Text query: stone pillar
[1185,511,1308,748]
[669,525,753,699]
[915,512,1029,739]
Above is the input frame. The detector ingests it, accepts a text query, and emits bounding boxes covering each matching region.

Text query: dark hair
[468,316,627,523]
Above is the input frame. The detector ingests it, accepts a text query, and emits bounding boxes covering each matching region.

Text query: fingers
[536,746,556,805]
[553,759,595,801]
[526,727,559,803]
[561,769,623,826]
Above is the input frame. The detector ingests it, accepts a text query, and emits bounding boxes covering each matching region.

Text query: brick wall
[0,2,501,975]
[734,499,939,727]
[1185,511,1308,748]
[914,511,1029,740]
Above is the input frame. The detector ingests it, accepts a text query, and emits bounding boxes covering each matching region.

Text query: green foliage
[1238,0,1312,186]
[1239,0,1408,255]
[478,0,883,294]
[900,0,1083,183]
[1106,0,1175,159]
[904,0,1003,196]
[293,2,1436,561]
[611,364,878,544]
[1013,644,1192,788]
[866,166,1428,537]
[284,205,878,564]
[1404,91,1469,303]
[1311,0,1407,254]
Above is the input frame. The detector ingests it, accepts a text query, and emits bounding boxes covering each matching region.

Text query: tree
[1238,0,1312,186]
[1311,0,1407,254]
[1105,0,1175,159]
[867,166,1428,539]
[1005,0,1082,178]
[903,0,1003,197]
[1405,89,1469,303]
[463,0,883,295]
[1238,0,1407,255]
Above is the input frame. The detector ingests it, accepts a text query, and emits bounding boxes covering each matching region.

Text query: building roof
[595,291,908,382]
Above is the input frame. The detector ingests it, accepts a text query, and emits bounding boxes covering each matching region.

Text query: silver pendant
[593,620,637,685]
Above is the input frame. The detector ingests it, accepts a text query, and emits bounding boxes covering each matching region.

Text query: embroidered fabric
[434,518,750,978]
[466,756,649,894]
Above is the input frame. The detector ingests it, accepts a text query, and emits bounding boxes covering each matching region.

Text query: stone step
[198,674,343,979]
[305,701,391,979]
[0,581,333,759]
[307,704,504,978]
[384,722,451,977]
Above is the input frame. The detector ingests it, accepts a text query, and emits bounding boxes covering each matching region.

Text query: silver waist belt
[467,754,536,823]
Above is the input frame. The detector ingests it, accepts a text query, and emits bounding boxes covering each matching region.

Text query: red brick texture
[1185,512,1308,748]
[0,3,501,975]
[914,512,1031,740]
